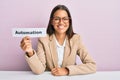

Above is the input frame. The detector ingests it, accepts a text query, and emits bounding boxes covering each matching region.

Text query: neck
[55,33,66,45]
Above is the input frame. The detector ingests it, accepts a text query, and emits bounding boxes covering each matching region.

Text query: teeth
[58,26,64,29]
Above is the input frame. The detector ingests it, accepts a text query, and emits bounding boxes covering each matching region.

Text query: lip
[57,25,64,29]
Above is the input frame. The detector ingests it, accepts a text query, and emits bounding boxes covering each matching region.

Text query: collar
[54,35,66,47]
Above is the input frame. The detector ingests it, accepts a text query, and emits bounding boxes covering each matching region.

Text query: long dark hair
[47,5,75,39]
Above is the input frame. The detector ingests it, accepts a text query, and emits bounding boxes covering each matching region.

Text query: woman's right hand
[20,36,33,57]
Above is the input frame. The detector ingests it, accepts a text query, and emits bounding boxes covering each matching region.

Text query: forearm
[25,52,46,74]
[66,62,96,75]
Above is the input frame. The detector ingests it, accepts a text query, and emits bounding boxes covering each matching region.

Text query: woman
[20,4,96,76]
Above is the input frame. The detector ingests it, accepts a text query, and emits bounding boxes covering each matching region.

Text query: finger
[20,36,31,44]
[22,37,31,43]
[51,68,57,73]
[24,36,30,40]
[52,71,60,76]
[51,68,58,75]
[22,43,31,49]
[20,41,31,50]
[20,40,31,48]
[52,67,62,76]
[20,37,31,47]
[51,71,59,76]
[22,43,32,52]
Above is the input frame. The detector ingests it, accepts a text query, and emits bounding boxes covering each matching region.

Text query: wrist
[65,67,69,75]
[26,50,34,57]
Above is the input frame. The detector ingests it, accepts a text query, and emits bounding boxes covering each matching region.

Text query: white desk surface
[0,71,120,80]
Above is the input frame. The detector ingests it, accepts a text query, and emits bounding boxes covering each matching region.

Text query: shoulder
[70,33,81,41]
[38,34,50,42]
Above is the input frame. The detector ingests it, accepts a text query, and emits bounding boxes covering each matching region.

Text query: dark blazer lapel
[49,35,58,68]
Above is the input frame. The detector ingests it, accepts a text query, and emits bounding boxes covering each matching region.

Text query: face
[52,10,70,35]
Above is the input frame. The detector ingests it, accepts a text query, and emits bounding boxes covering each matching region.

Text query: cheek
[51,21,56,27]
[66,23,70,28]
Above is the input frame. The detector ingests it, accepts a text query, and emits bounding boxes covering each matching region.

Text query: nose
[59,18,64,24]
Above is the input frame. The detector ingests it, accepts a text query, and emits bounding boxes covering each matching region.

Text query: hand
[51,67,69,76]
[20,36,33,56]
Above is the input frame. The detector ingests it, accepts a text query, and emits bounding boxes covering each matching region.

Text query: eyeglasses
[52,17,70,23]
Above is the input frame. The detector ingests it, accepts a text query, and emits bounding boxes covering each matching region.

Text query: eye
[63,17,69,20]
[53,17,60,20]
[54,18,59,20]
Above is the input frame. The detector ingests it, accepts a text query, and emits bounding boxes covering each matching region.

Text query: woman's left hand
[51,67,69,76]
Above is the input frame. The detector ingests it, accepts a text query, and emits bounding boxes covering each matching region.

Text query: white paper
[12,28,46,37]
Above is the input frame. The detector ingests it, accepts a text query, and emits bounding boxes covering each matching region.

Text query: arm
[22,37,46,74]
[66,35,96,75]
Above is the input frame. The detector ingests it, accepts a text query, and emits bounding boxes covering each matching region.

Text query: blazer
[25,34,96,75]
